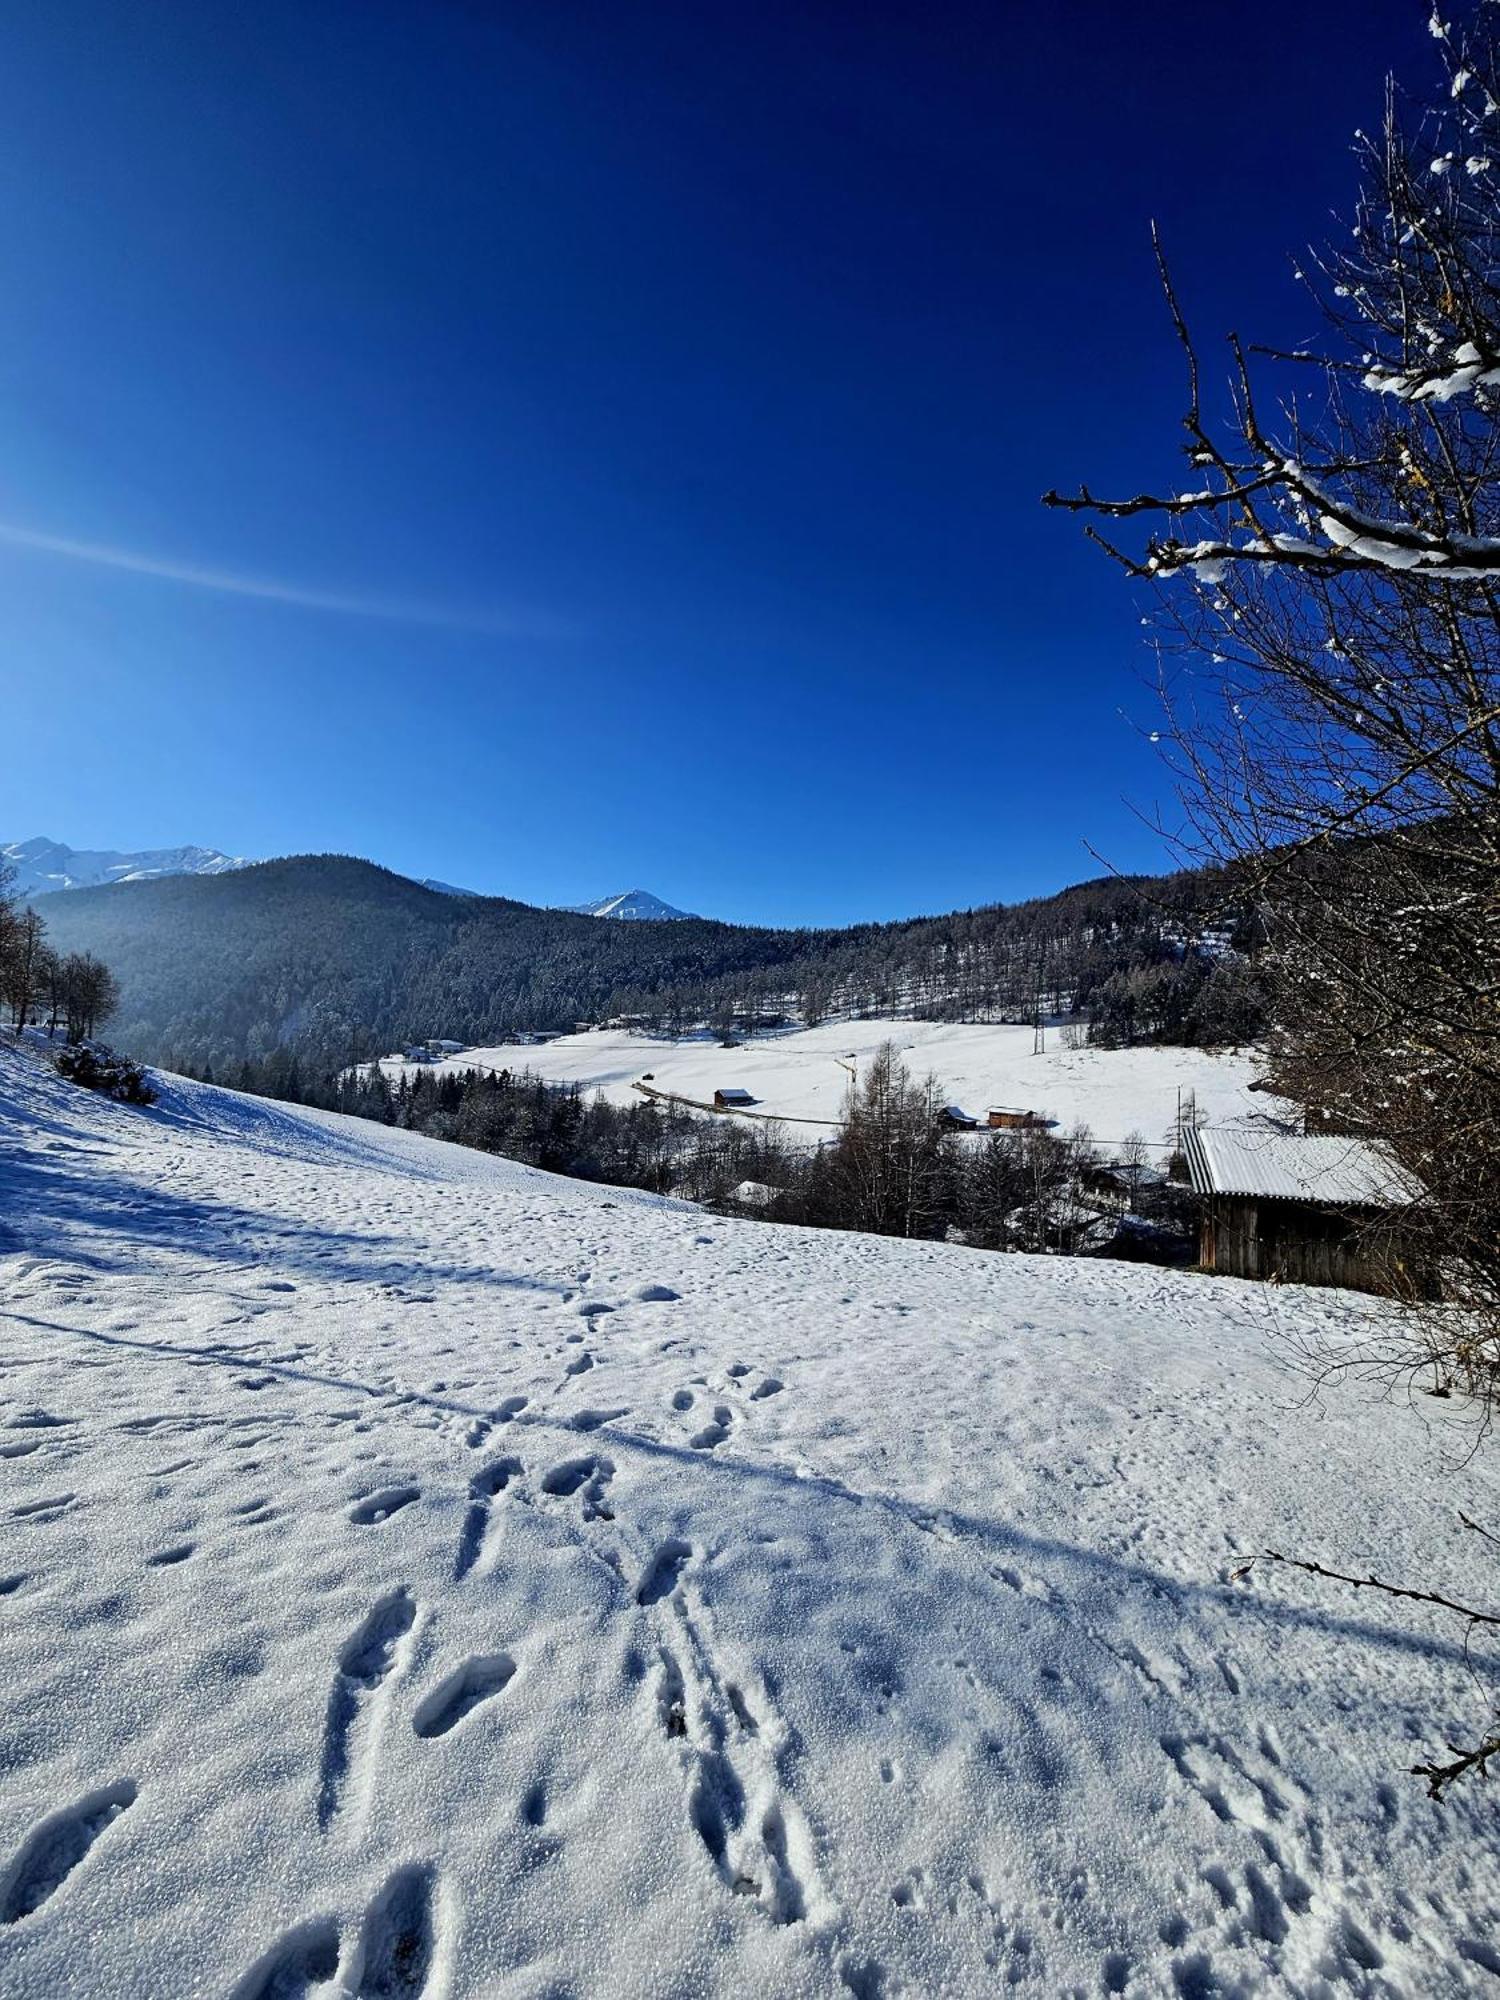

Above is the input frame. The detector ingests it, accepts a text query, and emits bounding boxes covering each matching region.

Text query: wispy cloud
[0,520,567,638]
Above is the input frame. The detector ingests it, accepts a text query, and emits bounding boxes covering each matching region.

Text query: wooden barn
[713,1087,756,1112]
[986,1106,1052,1131]
[1183,1128,1427,1295]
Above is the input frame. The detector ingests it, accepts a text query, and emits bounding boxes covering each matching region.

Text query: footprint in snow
[228,1917,341,2000]
[636,1539,691,1606]
[318,1588,418,1830]
[348,1484,421,1526]
[689,1408,732,1452]
[348,1865,440,1998]
[454,1457,522,1581]
[540,1455,615,1520]
[146,1541,196,1567]
[0,1780,138,1924]
[412,1654,516,1738]
[634,1284,680,1303]
[751,1378,783,1401]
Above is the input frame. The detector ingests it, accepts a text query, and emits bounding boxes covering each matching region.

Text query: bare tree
[62,954,120,1044]
[1047,2,1500,1790]
[1047,4,1500,1393]
[2,908,46,1031]
[820,1041,952,1238]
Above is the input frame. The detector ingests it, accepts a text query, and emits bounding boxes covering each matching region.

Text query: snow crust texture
[1,1043,1497,1996]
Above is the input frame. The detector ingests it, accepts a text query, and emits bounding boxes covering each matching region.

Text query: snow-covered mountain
[563,888,696,921]
[0,1033,1492,1996]
[3,835,252,898]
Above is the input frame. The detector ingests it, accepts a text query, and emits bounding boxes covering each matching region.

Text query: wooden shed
[1183,1128,1427,1295]
[713,1087,756,1111]
[937,1105,979,1130]
[986,1106,1051,1131]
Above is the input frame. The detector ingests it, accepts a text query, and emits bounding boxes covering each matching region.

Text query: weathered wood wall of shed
[1201,1197,1425,1296]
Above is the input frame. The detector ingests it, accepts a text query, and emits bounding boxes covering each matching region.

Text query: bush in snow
[53,1044,157,1106]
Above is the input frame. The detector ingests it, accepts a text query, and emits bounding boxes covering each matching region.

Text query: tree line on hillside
[34,850,1270,1079]
[199,1041,1196,1260]
[0,862,118,1043]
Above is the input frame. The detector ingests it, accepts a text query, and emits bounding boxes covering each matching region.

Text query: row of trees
[0,864,118,1043]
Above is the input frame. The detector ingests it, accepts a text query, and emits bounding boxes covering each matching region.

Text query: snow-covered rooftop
[1185,1127,1421,1207]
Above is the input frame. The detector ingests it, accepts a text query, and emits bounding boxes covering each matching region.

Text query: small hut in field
[1183,1127,1428,1295]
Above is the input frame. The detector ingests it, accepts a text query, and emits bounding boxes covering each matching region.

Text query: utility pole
[1032,943,1046,1056]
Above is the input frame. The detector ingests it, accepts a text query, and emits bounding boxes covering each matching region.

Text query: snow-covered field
[381,1020,1275,1150]
[2,1040,1498,1998]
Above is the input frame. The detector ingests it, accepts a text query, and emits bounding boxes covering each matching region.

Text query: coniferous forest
[33,851,1268,1077]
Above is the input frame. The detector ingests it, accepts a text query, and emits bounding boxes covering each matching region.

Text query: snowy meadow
[1,1040,1498,1997]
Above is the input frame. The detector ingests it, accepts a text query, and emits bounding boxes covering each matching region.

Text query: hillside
[1,1039,1496,1996]
[33,853,1264,1075]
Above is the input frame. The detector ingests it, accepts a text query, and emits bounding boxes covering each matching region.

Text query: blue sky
[0,1,1432,925]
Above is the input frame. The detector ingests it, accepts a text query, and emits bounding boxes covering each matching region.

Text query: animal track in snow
[689,1407,733,1452]
[650,1623,827,1930]
[540,1454,615,1519]
[493,1395,528,1422]
[13,1492,75,1522]
[670,1389,694,1412]
[569,1406,627,1433]
[454,1457,522,1581]
[349,1863,440,1998]
[318,1588,417,1829]
[563,1352,594,1377]
[146,1541,196,1566]
[751,1377,783,1401]
[413,1653,517,1738]
[636,1539,692,1606]
[0,1779,137,1923]
[228,1916,341,2000]
[348,1484,421,1526]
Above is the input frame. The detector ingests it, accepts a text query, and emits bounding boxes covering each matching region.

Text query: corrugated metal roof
[1184,1128,1420,1207]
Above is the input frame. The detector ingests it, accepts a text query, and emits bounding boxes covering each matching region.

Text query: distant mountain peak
[4,836,252,899]
[562,888,696,921]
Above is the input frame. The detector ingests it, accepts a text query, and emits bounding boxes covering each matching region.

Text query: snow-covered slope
[562,889,696,920]
[1,1040,1496,1998]
[4,836,251,898]
[381,1019,1279,1151]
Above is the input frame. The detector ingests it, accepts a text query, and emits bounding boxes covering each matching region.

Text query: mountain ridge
[6,835,696,922]
[3,835,251,898]
[31,850,1260,1075]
